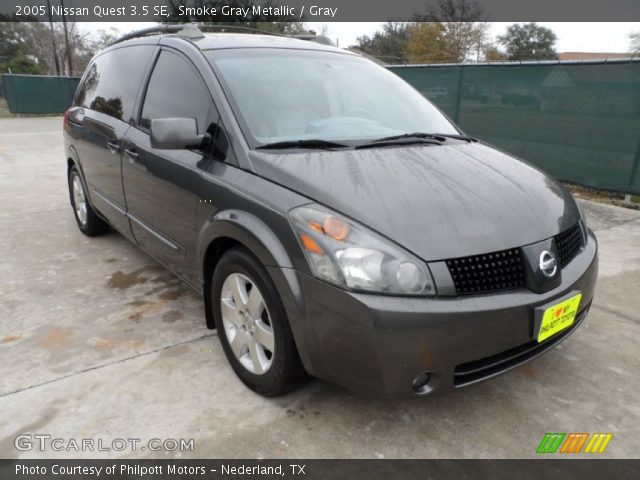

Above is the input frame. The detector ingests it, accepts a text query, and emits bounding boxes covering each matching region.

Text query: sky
[92,22,640,53]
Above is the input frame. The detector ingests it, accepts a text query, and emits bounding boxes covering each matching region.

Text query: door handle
[124,148,139,162]
[107,141,119,154]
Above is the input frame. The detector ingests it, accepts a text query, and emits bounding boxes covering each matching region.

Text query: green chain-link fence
[2,74,80,115]
[389,60,640,194]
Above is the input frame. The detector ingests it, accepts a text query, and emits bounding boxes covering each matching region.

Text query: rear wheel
[68,166,109,236]
[211,247,307,396]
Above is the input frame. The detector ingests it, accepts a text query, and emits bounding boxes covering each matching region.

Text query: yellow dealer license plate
[537,293,582,343]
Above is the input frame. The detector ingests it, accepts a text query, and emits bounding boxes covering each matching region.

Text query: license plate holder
[534,292,582,343]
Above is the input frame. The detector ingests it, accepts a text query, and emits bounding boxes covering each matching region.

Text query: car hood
[248,142,579,261]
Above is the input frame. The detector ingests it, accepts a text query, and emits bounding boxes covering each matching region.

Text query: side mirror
[150,117,207,150]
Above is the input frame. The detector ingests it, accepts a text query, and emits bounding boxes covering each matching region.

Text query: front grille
[445,248,525,295]
[453,305,589,388]
[555,223,583,268]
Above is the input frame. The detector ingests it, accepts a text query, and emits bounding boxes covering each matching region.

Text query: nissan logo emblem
[539,250,558,278]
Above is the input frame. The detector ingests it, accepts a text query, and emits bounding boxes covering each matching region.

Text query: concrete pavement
[1,117,639,459]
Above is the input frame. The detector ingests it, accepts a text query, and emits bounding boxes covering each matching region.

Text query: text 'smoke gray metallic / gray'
[63,25,597,399]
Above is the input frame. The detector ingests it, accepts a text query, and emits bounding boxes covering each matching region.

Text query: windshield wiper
[376,132,447,142]
[256,139,350,150]
[356,132,479,150]
[434,133,478,142]
[356,132,445,149]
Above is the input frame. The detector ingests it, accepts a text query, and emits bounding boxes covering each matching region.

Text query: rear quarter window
[75,45,155,122]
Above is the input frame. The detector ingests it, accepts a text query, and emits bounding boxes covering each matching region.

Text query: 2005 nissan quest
[63,25,598,398]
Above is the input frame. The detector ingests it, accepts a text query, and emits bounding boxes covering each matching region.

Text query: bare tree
[60,0,74,75]
[0,23,118,78]
[45,0,61,75]
[630,32,640,55]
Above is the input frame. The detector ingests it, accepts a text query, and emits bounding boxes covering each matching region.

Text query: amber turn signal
[300,234,323,254]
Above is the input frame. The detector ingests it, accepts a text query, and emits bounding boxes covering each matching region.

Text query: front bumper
[268,230,598,399]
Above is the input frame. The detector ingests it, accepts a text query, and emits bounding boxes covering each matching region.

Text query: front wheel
[68,166,109,236]
[211,247,307,396]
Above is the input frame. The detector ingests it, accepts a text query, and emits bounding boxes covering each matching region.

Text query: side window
[140,50,217,134]
[76,45,154,122]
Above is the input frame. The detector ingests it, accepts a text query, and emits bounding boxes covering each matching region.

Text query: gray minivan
[64,25,597,398]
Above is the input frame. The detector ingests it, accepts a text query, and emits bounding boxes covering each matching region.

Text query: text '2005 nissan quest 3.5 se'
[64,25,597,398]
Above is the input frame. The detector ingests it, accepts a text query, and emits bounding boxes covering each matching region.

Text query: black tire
[68,165,109,236]
[211,247,307,396]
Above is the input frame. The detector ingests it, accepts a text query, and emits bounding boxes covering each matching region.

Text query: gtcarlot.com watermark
[15,434,194,453]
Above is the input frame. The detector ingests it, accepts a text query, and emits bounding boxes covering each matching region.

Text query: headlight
[289,204,435,296]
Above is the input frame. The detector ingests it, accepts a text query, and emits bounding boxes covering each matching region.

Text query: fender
[195,208,320,374]
[197,208,295,284]
[66,144,97,210]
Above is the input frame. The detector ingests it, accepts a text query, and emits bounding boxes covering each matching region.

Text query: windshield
[205,48,458,147]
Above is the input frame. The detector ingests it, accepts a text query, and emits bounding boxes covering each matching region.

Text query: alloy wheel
[220,273,275,374]
[72,174,88,226]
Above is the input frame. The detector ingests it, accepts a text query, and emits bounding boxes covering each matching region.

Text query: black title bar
[2,0,640,22]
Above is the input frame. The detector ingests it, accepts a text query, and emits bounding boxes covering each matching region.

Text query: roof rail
[198,25,334,45]
[110,23,283,46]
[110,24,183,45]
[110,23,334,46]
[198,24,287,37]
[291,34,334,46]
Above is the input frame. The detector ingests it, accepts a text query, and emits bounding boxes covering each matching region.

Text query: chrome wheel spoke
[229,275,248,307]
[249,340,267,375]
[221,298,243,327]
[229,330,247,358]
[79,203,87,223]
[246,287,265,319]
[254,320,274,352]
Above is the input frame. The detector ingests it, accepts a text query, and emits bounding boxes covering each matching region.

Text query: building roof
[558,52,633,61]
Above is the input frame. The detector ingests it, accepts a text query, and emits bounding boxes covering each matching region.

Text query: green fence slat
[2,74,80,115]
[390,61,640,194]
